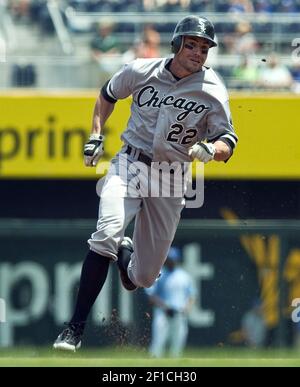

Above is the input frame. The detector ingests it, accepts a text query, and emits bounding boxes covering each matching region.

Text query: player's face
[175,36,210,76]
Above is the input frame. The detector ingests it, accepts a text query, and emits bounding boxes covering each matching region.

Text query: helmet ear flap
[171,35,183,54]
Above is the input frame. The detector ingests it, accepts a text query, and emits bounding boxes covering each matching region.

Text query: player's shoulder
[202,67,229,103]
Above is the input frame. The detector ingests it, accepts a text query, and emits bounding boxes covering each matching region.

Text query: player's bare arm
[84,94,115,167]
[213,140,232,162]
[91,93,115,135]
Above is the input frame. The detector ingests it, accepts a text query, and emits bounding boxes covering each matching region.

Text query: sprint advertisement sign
[0,220,299,347]
[0,93,299,179]
[0,93,130,178]
[0,238,218,347]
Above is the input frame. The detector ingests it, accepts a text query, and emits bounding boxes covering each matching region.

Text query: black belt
[125,145,184,175]
[125,145,152,167]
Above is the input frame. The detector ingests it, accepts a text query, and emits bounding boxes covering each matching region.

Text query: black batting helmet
[171,15,217,54]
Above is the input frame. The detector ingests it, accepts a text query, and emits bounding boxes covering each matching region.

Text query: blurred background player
[145,247,196,358]
[241,298,267,348]
[90,20,121,81]
[135,24,161,59]
[121,24,161,64]
[90,21,120,61]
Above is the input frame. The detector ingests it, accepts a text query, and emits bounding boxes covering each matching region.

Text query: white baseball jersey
[89,57,238,288]
[102,57,238,162]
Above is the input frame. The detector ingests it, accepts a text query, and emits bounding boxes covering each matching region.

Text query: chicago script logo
[137,85,210,121]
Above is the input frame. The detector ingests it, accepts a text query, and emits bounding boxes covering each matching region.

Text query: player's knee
[134,271,156,288]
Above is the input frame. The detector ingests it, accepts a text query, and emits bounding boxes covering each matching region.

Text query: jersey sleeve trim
[101,80,117,103]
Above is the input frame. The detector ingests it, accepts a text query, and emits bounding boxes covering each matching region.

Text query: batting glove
[188,142,216,163]
[84,134,105,167]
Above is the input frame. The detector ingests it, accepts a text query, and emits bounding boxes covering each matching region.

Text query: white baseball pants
[88,152,185,288]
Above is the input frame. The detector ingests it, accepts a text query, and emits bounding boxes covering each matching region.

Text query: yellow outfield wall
[0,92,299,179]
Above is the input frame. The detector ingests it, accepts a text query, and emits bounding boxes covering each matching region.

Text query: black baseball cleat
[53,322,84,352]
[117,237,138,291]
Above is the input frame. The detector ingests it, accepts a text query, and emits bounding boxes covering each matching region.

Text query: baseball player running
[53,15,238,351]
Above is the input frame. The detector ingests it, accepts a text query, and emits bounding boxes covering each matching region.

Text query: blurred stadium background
[1,0,300,366]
